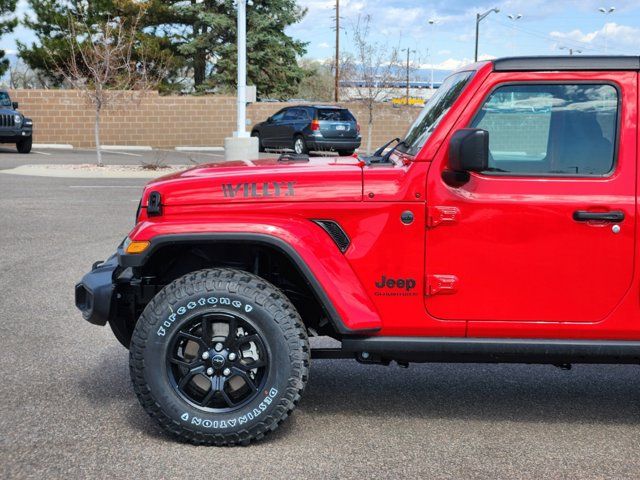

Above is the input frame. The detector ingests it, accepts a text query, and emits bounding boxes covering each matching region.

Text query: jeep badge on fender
[76,56,638,446]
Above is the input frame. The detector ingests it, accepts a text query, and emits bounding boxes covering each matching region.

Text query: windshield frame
[397,70,475,156]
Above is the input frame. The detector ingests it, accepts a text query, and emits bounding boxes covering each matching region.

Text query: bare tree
[7,61,52,89]
[54,11,164,166]
[345,15,401,154]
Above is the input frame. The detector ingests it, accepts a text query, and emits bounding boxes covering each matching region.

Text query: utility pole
[334,0,339,102]
[474,7,500,62]
[402,48,415,105]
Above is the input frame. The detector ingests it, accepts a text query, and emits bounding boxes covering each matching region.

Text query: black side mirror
[12,101,18,109]
[266,116,273,123]
[443,128,489,186]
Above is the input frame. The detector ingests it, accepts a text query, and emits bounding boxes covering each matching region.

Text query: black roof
[493,56,640,72]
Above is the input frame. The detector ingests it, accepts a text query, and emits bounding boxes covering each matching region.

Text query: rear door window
[317,109,355,122]
[283,109,299,121]
[471,83,618,176]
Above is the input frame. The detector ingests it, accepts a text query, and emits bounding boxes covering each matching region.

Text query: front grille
[0,114,15,128]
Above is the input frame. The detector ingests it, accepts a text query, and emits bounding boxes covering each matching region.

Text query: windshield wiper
[360,137,400,164]
[381,140,407,163]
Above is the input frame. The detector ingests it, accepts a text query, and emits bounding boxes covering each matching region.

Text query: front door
[425,73,637,324]
[261,109,287,148]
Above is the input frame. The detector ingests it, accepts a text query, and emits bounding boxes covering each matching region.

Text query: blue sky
[287,0,640,70]
[3,0,640,73]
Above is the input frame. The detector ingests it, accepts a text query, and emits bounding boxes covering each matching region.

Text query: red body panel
[128,63,640,340]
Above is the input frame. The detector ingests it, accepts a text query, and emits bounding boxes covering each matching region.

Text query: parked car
[0,90,32,153]
[251,105,361,155]
[77,55,640,446]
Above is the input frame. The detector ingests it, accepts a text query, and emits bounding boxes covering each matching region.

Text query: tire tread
[129,268,310,446]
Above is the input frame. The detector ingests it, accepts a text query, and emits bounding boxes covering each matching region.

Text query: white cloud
[549,22,640,52]
[437,49,452,55]
[318,42,330,48]
[418,54,496,71]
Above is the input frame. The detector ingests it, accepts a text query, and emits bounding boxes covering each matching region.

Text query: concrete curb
[101,145,153,151]
[0,164,185,179]
[33,143,74,149]
[175,146,225,152]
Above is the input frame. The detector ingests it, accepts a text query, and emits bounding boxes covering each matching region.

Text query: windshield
[398,70,474,155]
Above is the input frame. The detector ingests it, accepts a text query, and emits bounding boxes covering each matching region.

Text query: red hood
[142,156,364,206]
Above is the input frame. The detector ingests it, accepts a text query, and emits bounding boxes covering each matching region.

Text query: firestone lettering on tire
[156,296,254,337]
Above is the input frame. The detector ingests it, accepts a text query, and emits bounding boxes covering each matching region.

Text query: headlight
[24,119,32,126]
[14,114,21,126]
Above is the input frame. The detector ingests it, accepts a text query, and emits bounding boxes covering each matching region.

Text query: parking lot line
[33,150,53,156]
[100,150,143,157]
[68,185,143,188]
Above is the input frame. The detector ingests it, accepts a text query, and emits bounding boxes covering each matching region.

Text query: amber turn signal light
[125,240,150,254]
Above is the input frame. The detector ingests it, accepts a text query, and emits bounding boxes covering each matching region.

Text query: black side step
[339,337,640,364]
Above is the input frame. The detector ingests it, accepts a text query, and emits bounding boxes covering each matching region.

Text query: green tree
[18,0,308,98]
[0,0,17,77]
[147,0,308,98]
[17,0,176,89]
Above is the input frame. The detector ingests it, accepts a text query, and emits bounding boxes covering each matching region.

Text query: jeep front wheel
[129,268,310,445]
[16,137,32,154]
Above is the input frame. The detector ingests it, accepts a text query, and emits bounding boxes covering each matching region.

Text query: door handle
[573,210,625,222]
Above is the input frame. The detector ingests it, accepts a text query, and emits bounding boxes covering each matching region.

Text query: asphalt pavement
[2,164,640,479]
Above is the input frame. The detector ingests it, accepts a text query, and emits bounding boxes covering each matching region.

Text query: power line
[485,17,621,54]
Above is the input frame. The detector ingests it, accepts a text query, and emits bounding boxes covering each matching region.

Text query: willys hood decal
[142,156,364,206]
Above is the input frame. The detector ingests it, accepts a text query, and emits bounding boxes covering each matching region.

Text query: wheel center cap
[211,354,225,368]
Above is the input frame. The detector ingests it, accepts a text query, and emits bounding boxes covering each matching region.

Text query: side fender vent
[147,191,162,216]
[312,220,350,252]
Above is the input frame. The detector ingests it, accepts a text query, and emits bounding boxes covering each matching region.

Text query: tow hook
[554,363,572,370]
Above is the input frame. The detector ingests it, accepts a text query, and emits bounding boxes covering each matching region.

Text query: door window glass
[271,110,286,122]
[471,84,618,175]
[284,109,301,120]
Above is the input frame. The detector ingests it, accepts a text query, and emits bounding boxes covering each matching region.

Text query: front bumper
[75,254,118,325]
[0,126,32,142]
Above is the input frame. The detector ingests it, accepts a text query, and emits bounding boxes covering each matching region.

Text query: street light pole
[598,6,615,53]
[474,7,500,62]
[236,0,248,137]
[559,46,582,55]
[334,0,340,102]
[427,19,437,89]
[224,0,258,160]
[401,48,416,105]
[507,13,522,54]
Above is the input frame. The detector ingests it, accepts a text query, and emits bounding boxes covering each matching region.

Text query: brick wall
[8,89,421,150]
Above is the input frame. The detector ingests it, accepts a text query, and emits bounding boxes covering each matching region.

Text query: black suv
[251,105,361,156]
[0,90,32,153]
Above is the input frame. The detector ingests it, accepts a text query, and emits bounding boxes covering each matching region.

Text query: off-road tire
[16,137,32,154]
[251,131,265,152]
[337,149,355,156]
[129,268,310,446]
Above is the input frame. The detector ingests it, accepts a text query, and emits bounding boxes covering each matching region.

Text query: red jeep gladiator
[76,56,640,445]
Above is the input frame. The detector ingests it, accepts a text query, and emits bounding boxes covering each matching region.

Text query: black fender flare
[118,233,379,335]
